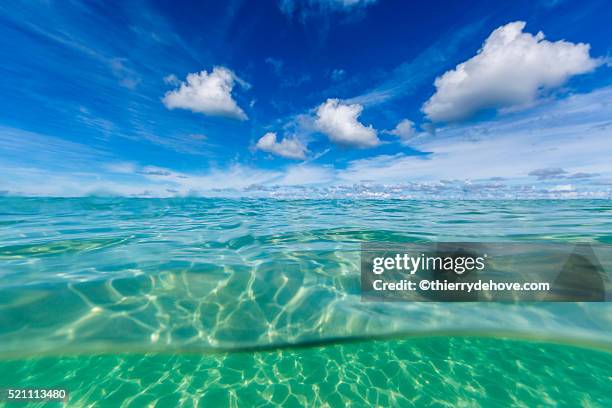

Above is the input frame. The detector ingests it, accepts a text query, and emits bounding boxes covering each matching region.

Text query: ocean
[0,197,610,406]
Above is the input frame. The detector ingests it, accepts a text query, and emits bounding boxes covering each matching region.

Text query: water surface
[0,198,610,406]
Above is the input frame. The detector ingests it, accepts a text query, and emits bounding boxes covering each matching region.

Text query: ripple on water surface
[0,198,610,354]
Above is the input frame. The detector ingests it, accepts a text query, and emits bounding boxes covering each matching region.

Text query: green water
[0,198,610,406]
[1,337,610,407]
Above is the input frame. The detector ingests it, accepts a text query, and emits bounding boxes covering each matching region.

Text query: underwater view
[0,198,610,406]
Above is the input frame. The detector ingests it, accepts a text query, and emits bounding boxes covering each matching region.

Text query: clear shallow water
[0,337,610,407]
[0,198,611,406]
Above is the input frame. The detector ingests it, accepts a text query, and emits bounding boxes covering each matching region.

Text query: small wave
[0,198,611,358]
[0,237,133,259]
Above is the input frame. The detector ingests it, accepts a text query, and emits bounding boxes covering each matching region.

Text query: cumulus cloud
[255,132,307,160]
[162,66,249,120]
[338,86,612,184]
[422,21,600,122]
[315,99,379,147]
[383,119,416,142]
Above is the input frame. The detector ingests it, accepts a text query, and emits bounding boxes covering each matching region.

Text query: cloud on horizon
[1,2,610,200]
[2,85,611,198]
[528,167,599,180]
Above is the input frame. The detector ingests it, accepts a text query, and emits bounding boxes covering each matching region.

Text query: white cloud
[340,86,612,184]
[315,98,379,147]
[383,119,416,143]
[3,87,611,199]
[255,132,307,160]
[162,66,249,120]
[348,22,483,107]
[422,21,600,122]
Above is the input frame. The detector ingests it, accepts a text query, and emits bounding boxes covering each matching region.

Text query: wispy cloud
[329,68,346,81]
[0,0,235,159]
[0,127,110,171]
[2,86,611,198]
[279,0,378,19]
[265,57,284,75]
[347,20,485,107]
[1,2,610,199]
[338,86,612,184]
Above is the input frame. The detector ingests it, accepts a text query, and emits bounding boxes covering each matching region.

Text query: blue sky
[0,0,611,197]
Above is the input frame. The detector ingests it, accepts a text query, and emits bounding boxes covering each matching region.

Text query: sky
[0,0,611,198]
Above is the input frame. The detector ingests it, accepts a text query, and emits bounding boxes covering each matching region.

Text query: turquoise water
[0,198,611,406]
